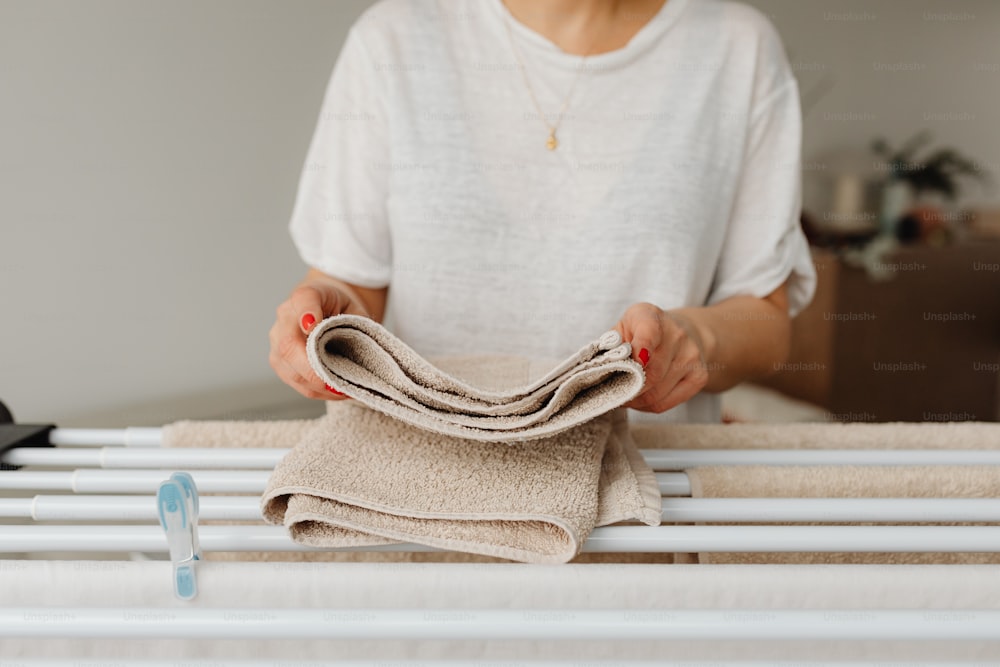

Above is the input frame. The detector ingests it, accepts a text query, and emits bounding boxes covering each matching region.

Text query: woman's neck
[501,0,667,56]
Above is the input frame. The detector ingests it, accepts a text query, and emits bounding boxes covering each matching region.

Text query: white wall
[746,0,1000,208]
[1,0,997,427]
[0,0,372,425]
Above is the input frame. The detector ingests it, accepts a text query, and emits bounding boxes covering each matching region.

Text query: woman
[269,0,817,423]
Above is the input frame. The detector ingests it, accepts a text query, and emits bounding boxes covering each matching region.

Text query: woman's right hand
[269,276,374,400]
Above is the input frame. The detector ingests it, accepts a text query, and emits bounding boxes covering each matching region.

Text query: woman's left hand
[613,302,711,413]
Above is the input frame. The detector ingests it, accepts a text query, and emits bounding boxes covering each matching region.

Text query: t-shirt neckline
[487,0,690,71]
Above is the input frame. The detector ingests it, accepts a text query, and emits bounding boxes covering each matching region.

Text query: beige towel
[305,314,645,442]
[163,411,675,565]
[254,402,659,564]
[165,319,661,564]
[632,421,1000,450]
[647,421,1000,565]
[687,465,1000,565]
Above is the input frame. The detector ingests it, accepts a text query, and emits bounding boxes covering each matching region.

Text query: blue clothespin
[170,472,201,561]
[157,472,200,600]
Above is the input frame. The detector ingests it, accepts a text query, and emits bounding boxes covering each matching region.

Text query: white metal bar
[658,472,690,496]
[0,498,35,518]
[643,449,1000,468]
[46,428,125,446]
[659,497,1000,523]
[9,496,1000,523]
[3,607,999,640]
[3,524,1000,553]
[10,446,1000,469]
[19,495,260,521]
[47,427,162,447]
[0,470,86,491]
[0,471,691,496]
[581,525,1000,553]
[1,447,287,469]
[39,428,1000,466]
[0,470,271,493]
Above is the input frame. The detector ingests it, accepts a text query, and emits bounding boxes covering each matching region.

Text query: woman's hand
[268,273,377,401]
[613,302,711,414]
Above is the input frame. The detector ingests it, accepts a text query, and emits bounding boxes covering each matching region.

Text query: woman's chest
[382,45,749,251]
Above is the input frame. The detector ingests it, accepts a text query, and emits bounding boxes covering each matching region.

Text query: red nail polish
[301,313,316,331]
[325,384,344,396]
[638,348,650,367]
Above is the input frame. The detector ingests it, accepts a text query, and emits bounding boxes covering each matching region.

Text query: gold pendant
[546,131,558,151]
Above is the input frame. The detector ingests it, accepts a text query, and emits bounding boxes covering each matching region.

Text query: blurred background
[1,0,998,426]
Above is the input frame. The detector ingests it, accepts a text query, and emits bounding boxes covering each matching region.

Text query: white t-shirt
[288,0,817,423]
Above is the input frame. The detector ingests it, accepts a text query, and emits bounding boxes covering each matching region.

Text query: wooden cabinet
[759,243,1000,422]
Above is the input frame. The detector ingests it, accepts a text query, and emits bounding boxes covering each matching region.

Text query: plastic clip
[157,472,201,600]
[170,472,201,561]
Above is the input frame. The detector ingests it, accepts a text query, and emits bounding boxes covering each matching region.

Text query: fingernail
[325,384,344,396]
[638,348,650,367]
[301,313,316,332]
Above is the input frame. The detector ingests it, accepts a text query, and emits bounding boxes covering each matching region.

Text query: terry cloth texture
[662,420,1000,564]
[630,421,1000,450]
[631,421,1000,565]
[687,465,1000,565]
[258,402,661,564]
[305,314,646,443]
[163,418,676,563]
[164,318,661,564]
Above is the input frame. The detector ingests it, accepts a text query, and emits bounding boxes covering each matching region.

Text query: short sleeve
[707,65,817,317]
[287,25,391,288]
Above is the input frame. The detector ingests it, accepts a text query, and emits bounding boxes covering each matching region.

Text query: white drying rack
[2,419,1000,663]
[6,426,1000,553]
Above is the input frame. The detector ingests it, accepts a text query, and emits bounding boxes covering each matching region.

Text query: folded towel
[272,316,660,563]
[254,401,658,563]
[166,318,661,564]
[305,314,645,443]
[163,412,674,565]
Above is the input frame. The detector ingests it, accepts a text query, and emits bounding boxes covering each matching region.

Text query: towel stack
[166,315,662,564]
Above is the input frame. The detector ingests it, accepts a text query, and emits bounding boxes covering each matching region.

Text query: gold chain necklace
[502,12,594,151]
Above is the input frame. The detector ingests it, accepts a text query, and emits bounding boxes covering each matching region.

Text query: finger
[656,351,691,397]
[623,360,679,410]
[269,353,328,400]
[632,344,676,400]
[271,306,351,400]
[651,372,705,412]
[281,334,352,400]
[624,374,682,413]
[283,341,329,395]
[624,342,690,409]
[617,303,664,368]
[271,316,328,393]
[290,285,349,334]
[288,287,323,334]
[623,386,666,412]
[627,346,708,413]
[273,352,350,401]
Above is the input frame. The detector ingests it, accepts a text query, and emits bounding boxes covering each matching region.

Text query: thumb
[289,285,327,335]
[618,305,662,369]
